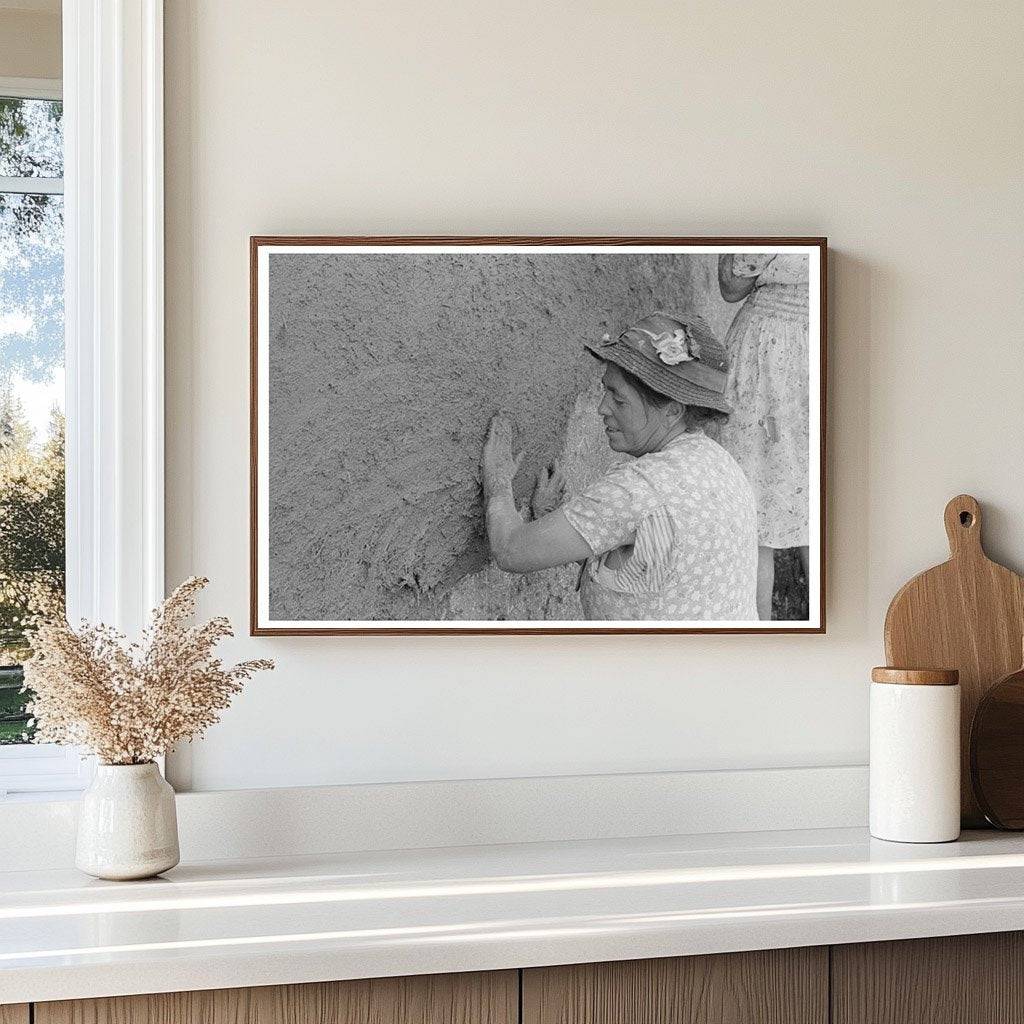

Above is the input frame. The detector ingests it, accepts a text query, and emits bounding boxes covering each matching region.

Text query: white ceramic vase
[76,762,180,880]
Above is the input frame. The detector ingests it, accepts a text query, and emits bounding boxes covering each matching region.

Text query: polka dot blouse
[562,432,759,621]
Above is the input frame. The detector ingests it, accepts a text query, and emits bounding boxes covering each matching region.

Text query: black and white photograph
[251,238,825,634]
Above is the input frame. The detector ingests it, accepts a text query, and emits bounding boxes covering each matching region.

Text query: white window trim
[0,175,63,195]
[64,0,164,634]
[0,744,92,799]
[0,76,62,101]
[0,1,165,798]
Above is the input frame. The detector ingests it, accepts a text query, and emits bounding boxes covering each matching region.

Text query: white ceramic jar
[76,762,180,880]
[869,667,960,843]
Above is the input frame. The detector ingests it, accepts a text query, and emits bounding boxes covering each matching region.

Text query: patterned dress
[718,254,810,549]
[562,432,758,621]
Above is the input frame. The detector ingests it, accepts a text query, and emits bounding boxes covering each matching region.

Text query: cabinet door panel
[832,932,1024,1024]
[0,1006,29,1024]
[523,948,828,1024]
[36,970,517,1024]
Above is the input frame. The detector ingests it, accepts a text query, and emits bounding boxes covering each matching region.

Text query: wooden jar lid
[871,667,960,686]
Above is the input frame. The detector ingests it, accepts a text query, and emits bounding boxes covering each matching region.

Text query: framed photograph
[251,237,826,635]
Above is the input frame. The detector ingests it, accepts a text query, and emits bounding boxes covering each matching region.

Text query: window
[0,89,66,740]
[0,4,166,799]
[0,81,83,796]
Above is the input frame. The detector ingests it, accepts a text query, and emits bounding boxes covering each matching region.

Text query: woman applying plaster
[481,312,758,621]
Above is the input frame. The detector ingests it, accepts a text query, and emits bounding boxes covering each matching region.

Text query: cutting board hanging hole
[944,494,982,557]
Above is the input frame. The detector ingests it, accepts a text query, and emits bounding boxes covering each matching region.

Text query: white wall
[164,0,1024,791]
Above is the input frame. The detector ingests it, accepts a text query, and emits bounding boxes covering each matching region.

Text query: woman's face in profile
[598,363,660,456]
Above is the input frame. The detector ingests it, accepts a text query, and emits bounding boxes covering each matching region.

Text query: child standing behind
[717,253,810,620]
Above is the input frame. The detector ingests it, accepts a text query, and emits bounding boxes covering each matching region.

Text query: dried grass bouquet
[22,576,273,765]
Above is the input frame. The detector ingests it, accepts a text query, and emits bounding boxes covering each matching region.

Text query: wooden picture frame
[251,236,827,635]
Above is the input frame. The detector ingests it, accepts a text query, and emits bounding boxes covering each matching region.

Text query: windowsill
[0,765,869,868]
[0,743,94,800]
[4,826,1024,1004]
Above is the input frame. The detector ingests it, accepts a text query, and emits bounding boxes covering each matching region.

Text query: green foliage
[0,396,65,743]
[0,666,29,743]
[0,402,64,575]
[0,96,63,177]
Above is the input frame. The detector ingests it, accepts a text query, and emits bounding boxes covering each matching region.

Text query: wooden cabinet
[23,932,1024,1024]
[34,971,517,1024]
[522,948,827,1024]
[832,932,1024,1024]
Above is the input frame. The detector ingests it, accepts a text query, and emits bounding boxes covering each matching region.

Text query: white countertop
[4,826,1024,1004]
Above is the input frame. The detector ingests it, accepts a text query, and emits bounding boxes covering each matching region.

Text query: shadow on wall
[267,253,741,621]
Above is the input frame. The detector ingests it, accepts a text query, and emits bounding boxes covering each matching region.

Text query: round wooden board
[970,664,1024,829]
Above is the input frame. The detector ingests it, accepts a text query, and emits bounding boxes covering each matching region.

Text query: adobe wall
[267,252,722,620]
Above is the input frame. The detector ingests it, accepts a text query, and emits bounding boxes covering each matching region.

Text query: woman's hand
[483,418,590,573]
[531,460,566,519]
[718,253,758,303]
[482,412,524,502]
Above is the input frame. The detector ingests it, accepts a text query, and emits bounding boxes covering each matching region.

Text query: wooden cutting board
[884,494,1024,826]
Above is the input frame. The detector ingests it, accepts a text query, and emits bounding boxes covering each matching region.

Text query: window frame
[0,77,61,102]
[0,76,63,194]
[0,75,78,794]
[0,0,165,799]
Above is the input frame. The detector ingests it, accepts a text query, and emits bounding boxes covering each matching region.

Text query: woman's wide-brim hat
[584,310,732,414]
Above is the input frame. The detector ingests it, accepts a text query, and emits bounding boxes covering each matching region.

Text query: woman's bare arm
[718,254,758,303]
[481,414,592,573]
[487,496,592,573]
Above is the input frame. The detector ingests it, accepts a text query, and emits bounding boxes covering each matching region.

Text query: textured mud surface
[267,252,710,620]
